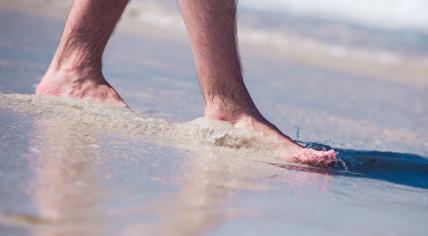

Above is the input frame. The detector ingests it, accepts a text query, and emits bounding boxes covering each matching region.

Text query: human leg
[36,0,128,107]
[179,0,335,165]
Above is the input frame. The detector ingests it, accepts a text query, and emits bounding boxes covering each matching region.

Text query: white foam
[0,94,281,156]
[241,0,428,32]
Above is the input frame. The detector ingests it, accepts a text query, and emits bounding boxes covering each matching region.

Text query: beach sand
[0,1,427,236]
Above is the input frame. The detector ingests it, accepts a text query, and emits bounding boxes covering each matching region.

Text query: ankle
[204,95,261,122]
[45,45,103,79]
[43,61,103,83]
[37,64,104,96]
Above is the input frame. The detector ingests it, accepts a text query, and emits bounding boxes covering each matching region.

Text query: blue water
[238,7,428,57]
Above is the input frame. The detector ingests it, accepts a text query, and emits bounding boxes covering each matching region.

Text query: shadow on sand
[270,142,428,190]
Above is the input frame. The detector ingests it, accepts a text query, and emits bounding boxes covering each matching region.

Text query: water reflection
[143,151,239,235]
[28,118,104,236]
[25,118,334,236]
[122,147,334,235]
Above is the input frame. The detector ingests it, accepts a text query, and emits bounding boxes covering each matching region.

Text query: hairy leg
[36,0,128,107]
[179,0,335,166]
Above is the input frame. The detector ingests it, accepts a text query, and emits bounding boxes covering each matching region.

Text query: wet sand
[0,2,428,236]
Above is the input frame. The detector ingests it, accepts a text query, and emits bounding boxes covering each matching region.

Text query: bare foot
[205,98,336,167]
[36,69,127,107]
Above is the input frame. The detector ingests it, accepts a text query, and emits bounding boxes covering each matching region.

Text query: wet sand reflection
[28,118,104,236]
[25,116,332,236]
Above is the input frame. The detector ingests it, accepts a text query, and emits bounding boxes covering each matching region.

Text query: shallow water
[1,7,428,236]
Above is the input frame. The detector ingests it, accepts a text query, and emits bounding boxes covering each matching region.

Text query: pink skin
[36,0,128,107]
[290,149,336,167]
[36,0,336,166]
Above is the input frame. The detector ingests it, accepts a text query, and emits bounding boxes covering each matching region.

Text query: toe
[291,149,336,167]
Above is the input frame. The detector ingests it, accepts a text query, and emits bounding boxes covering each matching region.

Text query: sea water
[241,0,428,32]
[0,2,428,236]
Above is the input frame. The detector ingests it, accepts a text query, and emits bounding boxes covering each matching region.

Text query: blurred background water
[242,0,428,32]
